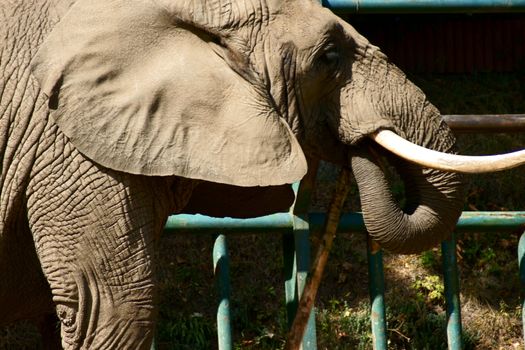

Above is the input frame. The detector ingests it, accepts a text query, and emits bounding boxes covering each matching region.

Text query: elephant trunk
[339,48,465,253]
[351,146,464,254]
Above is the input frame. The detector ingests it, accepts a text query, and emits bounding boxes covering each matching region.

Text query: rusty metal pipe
[444,114,525,133]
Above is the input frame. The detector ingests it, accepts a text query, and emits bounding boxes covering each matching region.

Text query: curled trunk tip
[351,148,464,254]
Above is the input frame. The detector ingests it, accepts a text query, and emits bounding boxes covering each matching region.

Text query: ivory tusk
[371,129,525,173]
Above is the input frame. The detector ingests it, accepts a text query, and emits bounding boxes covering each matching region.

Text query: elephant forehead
[272,2,339,43]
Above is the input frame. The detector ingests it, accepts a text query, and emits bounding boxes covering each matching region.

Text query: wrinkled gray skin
[0,0,464,348]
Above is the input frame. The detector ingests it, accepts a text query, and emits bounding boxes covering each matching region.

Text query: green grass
[157,312,215,350]
[0,321,42,350]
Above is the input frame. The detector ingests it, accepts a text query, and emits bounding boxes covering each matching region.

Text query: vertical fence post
[518,232,525,345]
[367,238,388,350]
[441,232,463,350]
[293,214,318,349]
[283,161,319,350]
[214,234,232,350]
[150,336,156,350]
[283,232,299,329]
[283,218,317,349]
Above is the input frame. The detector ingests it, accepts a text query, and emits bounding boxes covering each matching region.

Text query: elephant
[1,0,523,348]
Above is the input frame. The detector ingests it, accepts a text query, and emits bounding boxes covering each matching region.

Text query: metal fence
[162,2,525,349]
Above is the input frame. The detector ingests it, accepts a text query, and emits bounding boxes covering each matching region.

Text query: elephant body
[0,0,64,324]
[1,2,292,346]
[1,0,465,348]
[1,2,188,346]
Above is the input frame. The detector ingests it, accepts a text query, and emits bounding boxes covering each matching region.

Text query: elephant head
[31,0,524,254]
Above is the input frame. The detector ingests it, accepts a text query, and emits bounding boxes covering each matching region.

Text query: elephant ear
[31,0,307,186]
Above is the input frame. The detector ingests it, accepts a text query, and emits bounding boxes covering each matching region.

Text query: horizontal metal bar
[322,0,525,13]
[164,214,294,234]
[444,114,525,133]
[453,211,525,233]
[310,212,525,233]
[165,211,525,234]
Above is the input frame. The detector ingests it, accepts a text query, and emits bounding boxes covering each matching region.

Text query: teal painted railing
[322,0,525,13]
[166,211,525,236]
[165,210,525,349]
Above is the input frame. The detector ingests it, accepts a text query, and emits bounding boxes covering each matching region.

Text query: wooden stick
[285,168,352,350]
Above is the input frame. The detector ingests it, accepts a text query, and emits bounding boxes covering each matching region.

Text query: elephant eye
[318,47,340,68]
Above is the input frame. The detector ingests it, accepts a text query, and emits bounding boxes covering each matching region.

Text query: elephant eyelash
[308,44,342,80]
[318,46,340,68]
[312,24,353,71]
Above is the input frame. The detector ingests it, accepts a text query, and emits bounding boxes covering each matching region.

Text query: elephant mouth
[369,129,525,173]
